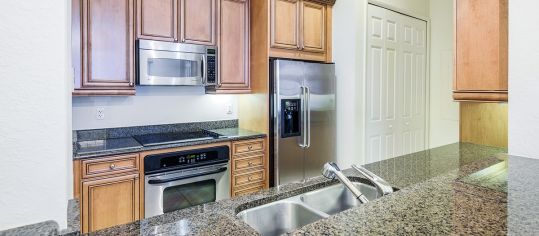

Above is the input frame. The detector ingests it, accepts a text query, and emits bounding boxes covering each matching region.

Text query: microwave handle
[202,55,207,85]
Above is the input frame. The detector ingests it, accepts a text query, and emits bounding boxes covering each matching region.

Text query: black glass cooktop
[134,130,219,147]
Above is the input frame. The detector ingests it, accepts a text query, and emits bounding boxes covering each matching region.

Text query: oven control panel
[177,153,210,165]
[144,146,229,174]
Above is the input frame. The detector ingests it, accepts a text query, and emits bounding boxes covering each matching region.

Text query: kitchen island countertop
[80,142,539,235]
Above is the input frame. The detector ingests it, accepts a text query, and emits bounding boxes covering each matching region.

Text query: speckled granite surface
[61,199,80,235]
[73,120,265,159]
[0,199,81,236]
[79,142,532,236]
[0,221,59,236]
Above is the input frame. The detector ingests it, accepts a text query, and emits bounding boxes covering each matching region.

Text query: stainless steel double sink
[237,182,381,236]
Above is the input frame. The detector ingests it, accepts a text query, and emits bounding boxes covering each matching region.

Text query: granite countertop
[83,142,539,236]
[73,125,266,159]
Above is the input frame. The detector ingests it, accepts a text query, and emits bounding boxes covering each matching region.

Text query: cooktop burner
[134,130,219,147]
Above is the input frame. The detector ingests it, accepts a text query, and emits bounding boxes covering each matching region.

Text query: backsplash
[73,120,238,142]
[72,86,238,130]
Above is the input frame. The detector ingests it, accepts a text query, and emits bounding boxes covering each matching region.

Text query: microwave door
[139,49,204,86]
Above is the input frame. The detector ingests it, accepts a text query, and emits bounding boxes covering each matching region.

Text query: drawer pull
[248,176,253,181]
[248,162,253,166]
[248,145,253,150]
[109,164,116,170]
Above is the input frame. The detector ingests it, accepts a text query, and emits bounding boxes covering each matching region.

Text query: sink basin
[237,182,388,235]
[237,201,327,236]
[300,182,379,215]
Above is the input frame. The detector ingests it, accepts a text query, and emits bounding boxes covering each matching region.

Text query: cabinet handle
[129,82,134,86]
[248,162,253,166]
[248,176,253,181]
[109,164,116,170]
[248,145,253,150]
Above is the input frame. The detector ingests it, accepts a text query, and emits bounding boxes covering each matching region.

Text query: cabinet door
[81,0,135,90]
[219,0,250,90]
[454,0,508,101]
[300,1,326,53]
[82,174,140,233]
[180,0,216,45]
[136,0,178,41]
[270,0,300,50]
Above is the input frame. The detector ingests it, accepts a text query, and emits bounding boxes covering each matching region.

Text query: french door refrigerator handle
[305,86,311,148]
[300,86,307,148]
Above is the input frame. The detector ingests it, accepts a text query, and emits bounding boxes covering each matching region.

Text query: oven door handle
[147,167,228,185]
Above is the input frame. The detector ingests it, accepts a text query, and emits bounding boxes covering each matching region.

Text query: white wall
[333,0,458,166]
[371,0,429,19]
[73,87,238,130]
[428,0,459,148]
[0,0,72,230]
[508,0,539,158]
[333,0,366,167]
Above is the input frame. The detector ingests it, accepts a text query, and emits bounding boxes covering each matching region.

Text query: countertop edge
[73,133,266,160]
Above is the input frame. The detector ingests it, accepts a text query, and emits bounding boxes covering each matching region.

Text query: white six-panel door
[365,4,427,164]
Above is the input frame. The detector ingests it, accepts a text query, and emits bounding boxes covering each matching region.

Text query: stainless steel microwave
[137,40,217,86]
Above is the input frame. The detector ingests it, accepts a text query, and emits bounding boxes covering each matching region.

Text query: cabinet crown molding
[305,0,335,6]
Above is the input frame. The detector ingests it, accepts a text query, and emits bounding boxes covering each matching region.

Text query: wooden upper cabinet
[300,1,325,53]
[271,0,300,50]
[454,0,508,102]
[81,173,140,233]
[137,0,178,41]
[74,0,136,96]
[136,0,216,45]
[213,0,250,93]
[181,0,217,45]
[269,0,331,62]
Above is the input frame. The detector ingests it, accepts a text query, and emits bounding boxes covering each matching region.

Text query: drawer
[233,169,265,187]
[233,184,264,197]
[232,154,264,172]
[81,153,139,179]
[232,139,264,155]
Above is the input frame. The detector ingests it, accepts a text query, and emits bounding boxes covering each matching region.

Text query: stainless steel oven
[144,146,230,218]
[137,39,217,86]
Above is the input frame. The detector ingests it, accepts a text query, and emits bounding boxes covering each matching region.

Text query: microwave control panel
[206,49,217,85]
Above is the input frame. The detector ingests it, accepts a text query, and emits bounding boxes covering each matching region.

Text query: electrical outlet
[96,107,105,120]
[226,104,233,115]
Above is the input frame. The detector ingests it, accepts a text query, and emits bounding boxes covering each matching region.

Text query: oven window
[162,179,216,213]
[148,58,201,78]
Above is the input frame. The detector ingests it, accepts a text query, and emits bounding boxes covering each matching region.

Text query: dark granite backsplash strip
[75,119,238,141]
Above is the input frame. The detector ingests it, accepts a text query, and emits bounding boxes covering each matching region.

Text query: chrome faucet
[322,162,369,204]
[352,164,393,196]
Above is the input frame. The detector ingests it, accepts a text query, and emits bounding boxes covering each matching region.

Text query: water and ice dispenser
[281,99,301,138]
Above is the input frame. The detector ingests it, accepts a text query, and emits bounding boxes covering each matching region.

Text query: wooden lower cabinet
[76,153,141,233]
[82,174,140,233]
[230,138,268,197]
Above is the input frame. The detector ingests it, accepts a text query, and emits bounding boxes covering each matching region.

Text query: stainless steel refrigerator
[270,59,336,186]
